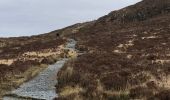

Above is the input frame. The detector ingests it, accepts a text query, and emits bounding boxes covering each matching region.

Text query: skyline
[0,0,141,37]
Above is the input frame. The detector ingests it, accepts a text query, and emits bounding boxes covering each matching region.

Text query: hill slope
[56,0,170,99]
[0,0,170,99]
[0,34,66,97]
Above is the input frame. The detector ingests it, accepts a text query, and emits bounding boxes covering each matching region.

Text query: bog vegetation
[55,0,170,99]
[0,0,170,99]
[0,34,65,98]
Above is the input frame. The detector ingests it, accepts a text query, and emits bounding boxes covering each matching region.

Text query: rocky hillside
[99,0,170,23]
[56,0,170,99]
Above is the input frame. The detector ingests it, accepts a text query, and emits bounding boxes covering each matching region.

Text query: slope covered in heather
[0,0,170,99]
[0,33,66,98]
[56,0,170,99]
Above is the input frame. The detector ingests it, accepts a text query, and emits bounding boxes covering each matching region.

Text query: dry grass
[59,85,84,97]
[56,0,170,99]
[0,59,15,65]
[0,64,48,98]
[0,36,66,98]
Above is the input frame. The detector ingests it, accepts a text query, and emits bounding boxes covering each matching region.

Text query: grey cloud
[0,0,141,37]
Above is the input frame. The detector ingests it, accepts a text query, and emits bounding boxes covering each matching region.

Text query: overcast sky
[0,0,141,37]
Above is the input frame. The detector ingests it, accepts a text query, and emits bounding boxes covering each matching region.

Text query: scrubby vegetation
[0,0,170,99]
[0,34,66,98]
[56,0,170,99]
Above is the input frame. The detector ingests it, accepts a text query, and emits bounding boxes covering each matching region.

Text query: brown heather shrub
[149,90,170,100]
[41,56,58,64]
[56,66,82,93]
[102,93,130,100]
[130,86,154,99]
[55,0,170,99]
[146,81,158,90]
[101,73,129,91]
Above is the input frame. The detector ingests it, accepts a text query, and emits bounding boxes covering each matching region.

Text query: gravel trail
[3,39,76,100]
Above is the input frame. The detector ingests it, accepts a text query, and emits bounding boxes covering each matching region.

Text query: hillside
[56,0,170,99]
[0,34,66,97]
[0,0,170,99]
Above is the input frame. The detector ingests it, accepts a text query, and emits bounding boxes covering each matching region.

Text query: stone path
[3,39,77,100]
